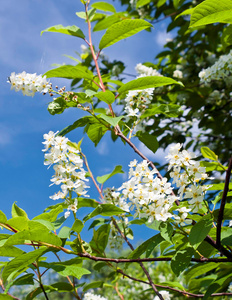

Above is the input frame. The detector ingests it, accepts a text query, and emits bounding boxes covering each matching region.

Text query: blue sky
[1,0,172,242]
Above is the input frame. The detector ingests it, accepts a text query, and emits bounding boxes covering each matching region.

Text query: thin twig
[111,218,164,300]
[216,157,232,247]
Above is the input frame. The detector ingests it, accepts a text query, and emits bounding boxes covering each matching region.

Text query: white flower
[83,292,108,300]
[173,70,183,78]
[199,50,232,83]
[43,131,89,217]
[8,72,51,96]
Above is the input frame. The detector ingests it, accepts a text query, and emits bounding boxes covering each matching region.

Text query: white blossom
[83,292,108,300]
[8,72,51,96]
[173,70,183,78]
[43,131,89,218]
[199,49,232,83]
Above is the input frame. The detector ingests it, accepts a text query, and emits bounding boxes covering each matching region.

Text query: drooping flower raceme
[83,293,108,300]
[166,143,210,214]
[114,160,176,223]
[124,64,162,132]
[199,49,232,83]
[43,131,89,218]
[8,71,51,96]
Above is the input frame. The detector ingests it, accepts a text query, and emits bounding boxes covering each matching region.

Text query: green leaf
[200,161,225,172]
[76,8,96,21]
[11,202,28,219]
[99,19,152,50]
[58,116,92,136]
[91,2,116,13]
[175,8,194,20]
[0,210,7,223]
[171,247,194,277]
[136,131,159,154]
[2,248,47,283]
[83,280,104,292]
[90,224,110,253]
[140,104,182,119]
[95,90,115,104]
[44,65,93,80]
[85,121,108,146]
[128,233,164,259]
[190,0,232,28]
[41,25,85,39]
[48,263,90,279]
[136,0,151,8]
[0,295,15,299]
[84,204,126,222]
[47,97,67,115]
[221,228,232,246]
[72,219,84,233]
[99,114,124,127]
[118,76,182,95]
[77,198,99,209]
[33,205,63,222]
[58,226,71,239]
[189,216,212,249]
[93,14,122,31]
[203,269,232,299]
[13,273,34,285]
[0,245,24,257]
[159,222,173,243]
[97,165,124,184]
[185,262,218,283]
[201,147,218,161]
[7,217,29,231]
[222,24,232,49]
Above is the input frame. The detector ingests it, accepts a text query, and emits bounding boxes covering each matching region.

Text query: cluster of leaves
[2,0,232,299]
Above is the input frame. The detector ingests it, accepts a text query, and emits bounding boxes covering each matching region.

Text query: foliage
[2,0,232,299]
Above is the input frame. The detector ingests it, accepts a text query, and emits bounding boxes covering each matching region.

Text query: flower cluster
[116,160,176,223]
[166,143,210,214]
[124,64,162,126]
[43,131,89,218]
[173,69,183,79]
[8,71,51,96]
[199,49,232,83]
[135,63,162,77]
[83,293,108,300]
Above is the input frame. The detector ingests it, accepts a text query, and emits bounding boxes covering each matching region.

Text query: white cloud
[0,125,12,146]
[96,140,109,156]
[138,141,168,165]
[155,30,173,47]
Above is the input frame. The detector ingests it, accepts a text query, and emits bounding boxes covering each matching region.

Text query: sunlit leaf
[190,0,232,28]
[99,19,152,49]
[41,25,85,39]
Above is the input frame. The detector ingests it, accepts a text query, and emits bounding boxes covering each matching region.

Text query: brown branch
[77,252,232,264]
[216,157,232,247]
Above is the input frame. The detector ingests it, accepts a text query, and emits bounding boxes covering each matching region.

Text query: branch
[77,252,232,264]
[216,156,232,247]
